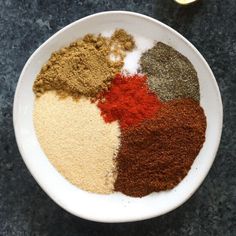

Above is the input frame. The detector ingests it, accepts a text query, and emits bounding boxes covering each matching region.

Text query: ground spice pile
[97,73,161,129]
[114,99,206,197]
[34,91,120,194]
[140,42,200,102]
[111,28,135,51]
[33,29,135,98]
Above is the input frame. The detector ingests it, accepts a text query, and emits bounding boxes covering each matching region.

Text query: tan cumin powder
[33,91,120,194]
[33,29,135,98]
[111,28,135,51]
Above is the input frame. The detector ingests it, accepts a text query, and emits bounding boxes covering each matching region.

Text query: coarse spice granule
[140,42,200,102]
[33,91,120,194]
[33,29,135,98]
[114,99,206,197]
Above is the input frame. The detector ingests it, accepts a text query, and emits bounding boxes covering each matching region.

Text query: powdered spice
[114,99,206,197]
[111,29,135,51]
[34,91,120,194]
[33,29,135,98]
[140,42,200,102]
[97,73,161,129]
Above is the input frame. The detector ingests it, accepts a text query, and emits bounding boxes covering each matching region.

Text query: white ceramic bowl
[13,11,223,222]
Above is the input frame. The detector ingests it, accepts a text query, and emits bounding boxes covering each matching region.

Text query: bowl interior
[13,11,222,222]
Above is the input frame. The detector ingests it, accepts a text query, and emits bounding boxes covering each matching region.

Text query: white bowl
[13,11,223,223]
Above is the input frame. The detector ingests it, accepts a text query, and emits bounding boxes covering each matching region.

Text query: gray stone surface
[0,0,235,235]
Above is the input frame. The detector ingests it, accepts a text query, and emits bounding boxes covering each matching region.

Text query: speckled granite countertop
[0,0,235,235]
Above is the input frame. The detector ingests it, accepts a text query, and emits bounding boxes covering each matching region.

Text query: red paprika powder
[97,73,161,129]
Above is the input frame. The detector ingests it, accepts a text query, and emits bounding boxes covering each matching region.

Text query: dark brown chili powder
[140,42,200,102]
[114,99,206,197]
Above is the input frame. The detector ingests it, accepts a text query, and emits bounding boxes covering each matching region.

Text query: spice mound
[97,73,161,129]
[140,42,200,102]
[33,29,135,98]
[34,91,120,194]
[33,29,207,198]
[114,99,206,197]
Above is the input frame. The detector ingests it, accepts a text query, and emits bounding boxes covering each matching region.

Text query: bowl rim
[13,10,223,222]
